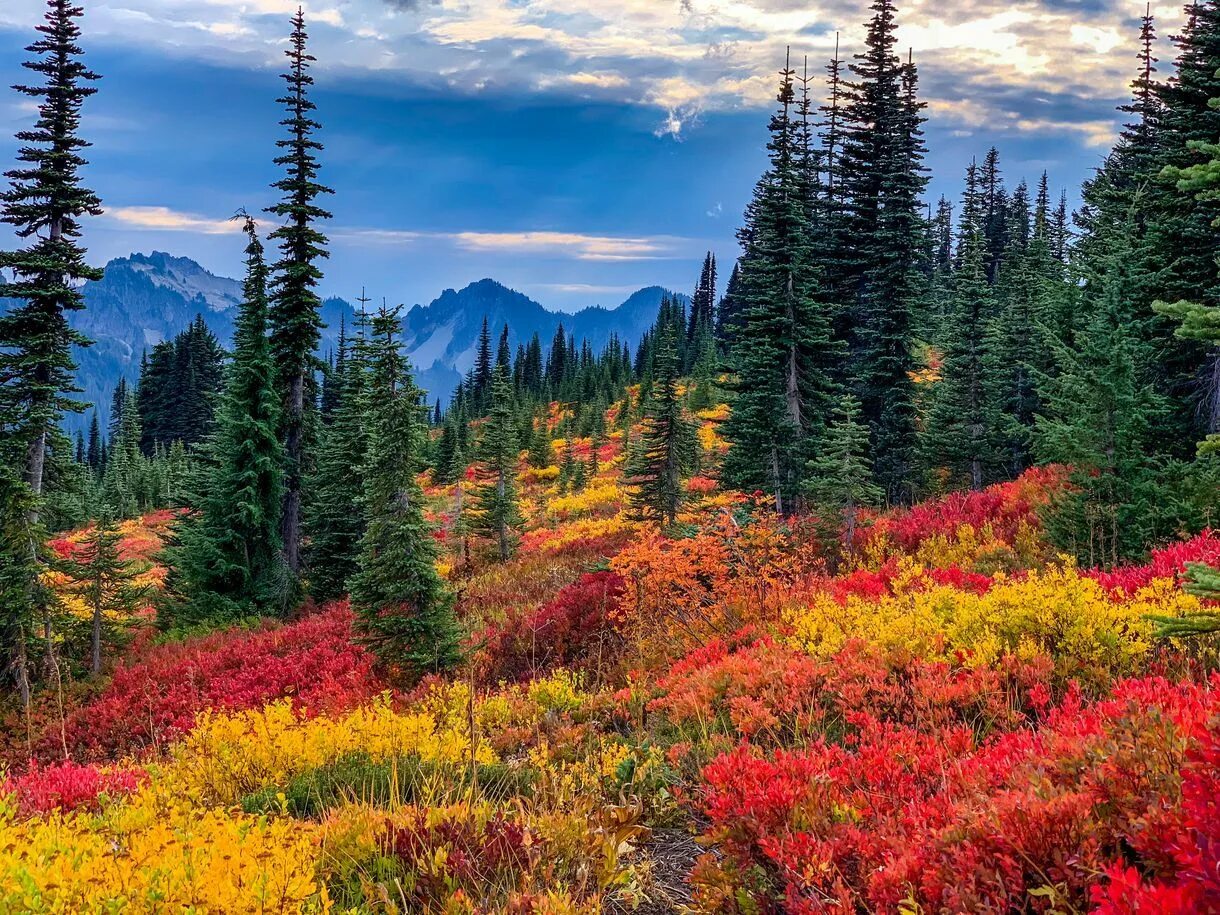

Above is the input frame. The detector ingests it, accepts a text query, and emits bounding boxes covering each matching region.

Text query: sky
[0,0,1187,313]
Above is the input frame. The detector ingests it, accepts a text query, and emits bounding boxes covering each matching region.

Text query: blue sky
[0,0,1179,312]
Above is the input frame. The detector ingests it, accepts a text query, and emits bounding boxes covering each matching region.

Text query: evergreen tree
[305,310,369,603]
[85,411,101,472]
[920,163,1002,490]
[838,0,928,500]
[469,365,523,561]
[624,329,697,526]
[350,306,459,682]
[805,393,882,566]
[721,58,841,513]
[266,9,333,578]
[58,510,147,674]
[161,218,286,626]
[100,388,145,519]
[0,0,102,509]
[1035,252,1166,567]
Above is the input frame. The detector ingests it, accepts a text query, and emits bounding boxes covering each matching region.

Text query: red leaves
[475,571,625,683]
[693,673,1220,914]
[4,760,146,815]
[1088,530,1220,597]
[44,603,381,763]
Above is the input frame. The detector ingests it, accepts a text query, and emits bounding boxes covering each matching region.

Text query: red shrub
[1088,531,1220,597]
[476,572,625,683]
[693,674,1220,914]
[4,760,146,816]
[42,603,380,764]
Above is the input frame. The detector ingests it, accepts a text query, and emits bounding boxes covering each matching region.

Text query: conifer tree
[59,510,147,674]
[306,311,370,602]
[162,218,286,626]
[100,388,145,519]
[350,306,459,681]
[838,0,927,501]
[805,393,881,566]
[85,411,101,472]
[0,0,102,507]
[1035,252,1165,567]
[721,59,840,513]
[266,9,333,578]
[921,163,1002,490]
[469,365,523,561]
[624,329,696,526]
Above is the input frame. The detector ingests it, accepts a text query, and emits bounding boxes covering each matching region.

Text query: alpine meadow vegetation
[1,0,1220,913]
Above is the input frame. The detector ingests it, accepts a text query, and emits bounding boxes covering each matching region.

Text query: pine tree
[838,0,927,501]
[101,388,145,519]
[305,310,369,603]
[162,218,286,625]
[805,393,882,566]
[920,162,1002,491]
[85,411,101,472]
[58,511,147,674]
[624,329,696,526]
[1035,251,1165,567]
[721,58,841,513]
[469,365,523,561]
[266,9,333,579]
[0,0,102,509]
[350,306,459,682]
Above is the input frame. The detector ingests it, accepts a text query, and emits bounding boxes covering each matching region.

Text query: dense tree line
[714,0,1219,564]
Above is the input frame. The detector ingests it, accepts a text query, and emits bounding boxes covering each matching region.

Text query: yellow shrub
[0,789,329,913]
[784,563,1198,679]
[167,698,495,805]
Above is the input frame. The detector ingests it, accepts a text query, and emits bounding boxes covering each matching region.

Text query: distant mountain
[401,278,682,407]
[1,253,679,432]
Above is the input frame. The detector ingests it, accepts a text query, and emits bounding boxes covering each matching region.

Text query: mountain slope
[3,254,677,431]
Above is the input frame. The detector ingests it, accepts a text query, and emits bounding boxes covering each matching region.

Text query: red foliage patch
[42,603,381,764]
[693,673,1220,914]
[1088,530,1220,597]
[4,760,147,816]
[475,571,625,683]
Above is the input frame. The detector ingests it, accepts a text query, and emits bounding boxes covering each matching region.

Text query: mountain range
[2,252,680,432]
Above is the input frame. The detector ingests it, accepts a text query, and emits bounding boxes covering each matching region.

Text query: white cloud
[0,0,1187,146]
[106,206,253,234]
[111,207,688,261]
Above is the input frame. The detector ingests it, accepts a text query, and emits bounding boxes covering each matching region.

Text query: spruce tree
[58,510,147,674]
[721,58,841,513]
[162,218,286,625]
[266,9,333,578]
[1035,252,1165,567]
[838,0,927,501]
[0,0,102,507]
[920,162,1002,491]
[349,306,459,682]
[624,329,697,526]
[469,364,523,561]
[305,311,370,602]
[100,388,145,519]
[805,393,882,566]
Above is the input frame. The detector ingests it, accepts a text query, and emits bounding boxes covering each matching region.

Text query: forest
[0,0,1218,911]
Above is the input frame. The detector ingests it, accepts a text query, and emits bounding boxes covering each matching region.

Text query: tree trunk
[92,601,102,676]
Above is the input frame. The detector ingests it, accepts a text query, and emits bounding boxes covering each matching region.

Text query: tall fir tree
[305,310,370,602]
[838,0,928,501]
[721,58,841,513]
[624,326,697,526]
[805,393,882,567]
[0,0,102,506]
[920,162,1002,490]
[469,364,523,561]
[266,9,333,579]
[58,510,146,674]
[350,306,459,682]
[161,218,287,626]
